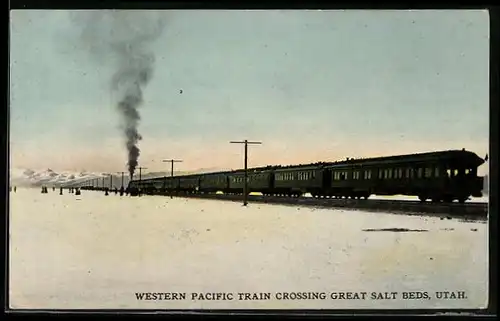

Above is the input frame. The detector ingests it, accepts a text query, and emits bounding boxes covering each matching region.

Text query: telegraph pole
[230,139,262,206]
[162,159,183,199]
[117,172,125,189]
[137,167,147,196]
[116,171,126,195]
[138,167,147,182]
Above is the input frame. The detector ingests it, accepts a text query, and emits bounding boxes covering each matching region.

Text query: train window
[417,168,422,178]
[368,170,372,179]
[388,169,392,179]
[435,168,440,177]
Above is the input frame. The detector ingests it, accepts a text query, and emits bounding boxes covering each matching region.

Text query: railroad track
[135,192,488,221]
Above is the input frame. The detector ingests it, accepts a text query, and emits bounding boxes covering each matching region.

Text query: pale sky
[9,10,490,175]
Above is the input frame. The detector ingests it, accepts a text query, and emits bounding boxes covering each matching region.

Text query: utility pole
[137,167,147,196]
[117,172,125,189]
[230,139,262,206]
[138,167,147,182]
[103,173,112,189]
[162,159,183,199]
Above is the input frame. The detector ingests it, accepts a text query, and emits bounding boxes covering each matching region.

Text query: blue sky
[9,10,490,174]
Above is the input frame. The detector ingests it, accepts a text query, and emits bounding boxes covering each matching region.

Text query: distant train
[127,149,486,203]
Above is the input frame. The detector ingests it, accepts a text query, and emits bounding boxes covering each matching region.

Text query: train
[126,149,487,203]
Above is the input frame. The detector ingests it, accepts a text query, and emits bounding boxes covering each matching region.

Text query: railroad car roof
[323,149,485,168]
[273,165,325,172]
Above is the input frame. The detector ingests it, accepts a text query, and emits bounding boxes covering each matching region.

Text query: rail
[138,192,489,221]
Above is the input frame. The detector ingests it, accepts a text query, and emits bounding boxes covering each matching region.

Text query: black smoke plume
[71,11,166,178]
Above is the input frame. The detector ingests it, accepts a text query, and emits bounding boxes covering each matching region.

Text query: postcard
[8,9,490,311]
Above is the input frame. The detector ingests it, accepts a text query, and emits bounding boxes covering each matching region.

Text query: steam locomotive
[127,149,487,203]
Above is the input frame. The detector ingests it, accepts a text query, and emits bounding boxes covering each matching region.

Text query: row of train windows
[206,177,225,183]
[333,171,372,180]
[141,167,473,186]
[231,174,266,183]
[275,171,316,181]
[332,167,465,181]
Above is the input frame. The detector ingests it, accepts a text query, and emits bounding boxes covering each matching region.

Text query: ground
[8,188,489,310]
